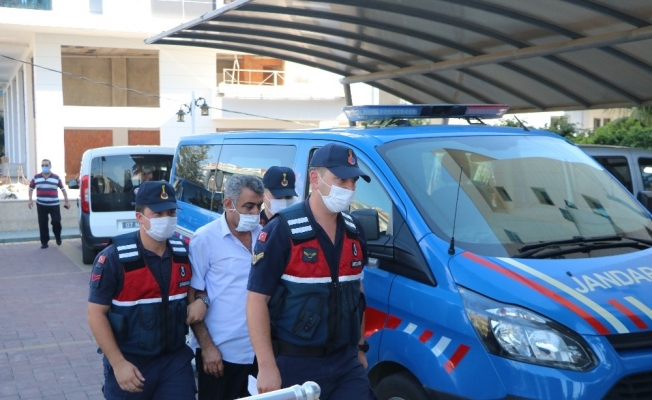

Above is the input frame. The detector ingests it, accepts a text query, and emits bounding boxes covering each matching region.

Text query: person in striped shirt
[28,159,71,249]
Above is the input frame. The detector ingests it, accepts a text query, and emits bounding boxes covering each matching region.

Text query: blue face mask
[42,166,50,174]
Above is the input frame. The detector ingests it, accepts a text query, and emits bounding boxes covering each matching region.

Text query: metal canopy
[146,0,652,112]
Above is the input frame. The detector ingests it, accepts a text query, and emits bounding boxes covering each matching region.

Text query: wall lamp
[176,104,191,122]
[196,97,210,116]
[176,97,210,122]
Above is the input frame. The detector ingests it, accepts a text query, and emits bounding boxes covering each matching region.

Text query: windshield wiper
[514,235,652,259]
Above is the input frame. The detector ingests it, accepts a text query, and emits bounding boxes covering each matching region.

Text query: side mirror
[636,191,652,213]
[68,179,79,189]
[350,208,380,240]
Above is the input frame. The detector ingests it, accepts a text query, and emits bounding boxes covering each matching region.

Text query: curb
[0,228,80,244]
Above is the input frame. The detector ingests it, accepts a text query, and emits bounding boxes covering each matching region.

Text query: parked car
[169,104,652,400]
[68,145,175,264]
[579,144,652,194]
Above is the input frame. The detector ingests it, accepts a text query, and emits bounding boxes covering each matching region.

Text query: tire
[82,241,97,265]
[375,371,430,400]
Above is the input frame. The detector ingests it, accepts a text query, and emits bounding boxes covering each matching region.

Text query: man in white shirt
[188,174,264,400]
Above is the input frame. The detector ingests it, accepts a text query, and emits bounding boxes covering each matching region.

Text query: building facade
[0,0,384,183]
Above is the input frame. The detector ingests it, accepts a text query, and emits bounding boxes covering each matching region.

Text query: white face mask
[265,195,294,216]
[318,175,355,213]
[229,208,260,232]
[141,215,177,241]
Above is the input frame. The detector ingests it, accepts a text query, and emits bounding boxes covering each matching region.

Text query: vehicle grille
[606,331,652,352]
[603,371,652,399]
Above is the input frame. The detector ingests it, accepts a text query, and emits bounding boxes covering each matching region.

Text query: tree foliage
[542,118,583,138]
[572,117,652,149]
[631,106,652,127]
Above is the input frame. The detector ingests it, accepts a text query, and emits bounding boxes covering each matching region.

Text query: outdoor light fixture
[177,104,190,122]
[196,97,210,116]
[176,97,210,122]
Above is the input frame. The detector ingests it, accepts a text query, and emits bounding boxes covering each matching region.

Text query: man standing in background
[28,159,70,249]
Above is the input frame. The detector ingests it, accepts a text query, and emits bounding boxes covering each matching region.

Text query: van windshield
[380,135,652,258]
[90,154,173,212]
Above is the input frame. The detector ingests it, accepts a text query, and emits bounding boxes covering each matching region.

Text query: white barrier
[244,381,320,400]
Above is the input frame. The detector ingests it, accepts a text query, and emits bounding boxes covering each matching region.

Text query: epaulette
[167,237,189,263]
[341,211,358,234]
[278,203,315,241]
[113,232,144,271]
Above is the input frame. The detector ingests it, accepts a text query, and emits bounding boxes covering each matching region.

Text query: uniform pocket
[269,285,288,321]
[137,306,160,351]
[292,295,324,339]
[107,312,127,342]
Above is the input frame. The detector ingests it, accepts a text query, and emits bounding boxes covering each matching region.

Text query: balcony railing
[223,68,285,86]
[0,0,51,10]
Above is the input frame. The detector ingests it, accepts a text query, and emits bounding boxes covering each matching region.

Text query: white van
[68,146,175,264]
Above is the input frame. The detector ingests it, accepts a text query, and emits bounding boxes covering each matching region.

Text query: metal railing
[244,381,320,400]
[223,68,285,86]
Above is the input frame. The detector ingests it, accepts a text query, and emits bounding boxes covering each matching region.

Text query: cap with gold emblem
[135,180,180,212]
[262,166,298,198]
[309,143,371,182]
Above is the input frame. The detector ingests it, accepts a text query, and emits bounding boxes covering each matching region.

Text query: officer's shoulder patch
[90,263,103,288]
[97,255,106,264]
[252,252,265,265]
[258,231,268,243]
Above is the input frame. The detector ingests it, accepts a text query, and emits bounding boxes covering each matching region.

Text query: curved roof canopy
[146,0,652,112]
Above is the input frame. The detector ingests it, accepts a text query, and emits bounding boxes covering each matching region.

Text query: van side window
[175,144,297,214]
[174,145,223,212]
[352,162,393,236]
[218,144,297,194]
[591,156,633,193]
[638,158,652,191]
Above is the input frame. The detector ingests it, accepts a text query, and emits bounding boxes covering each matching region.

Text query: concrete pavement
[0,239,104,400]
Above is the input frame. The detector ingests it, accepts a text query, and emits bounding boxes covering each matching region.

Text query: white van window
[638,157,652,191]
[174,144,296,213]
[90,154,173,212]
[591,155,632,193]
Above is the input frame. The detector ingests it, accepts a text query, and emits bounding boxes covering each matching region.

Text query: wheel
[375,371,430,400]
[82,241,97,265]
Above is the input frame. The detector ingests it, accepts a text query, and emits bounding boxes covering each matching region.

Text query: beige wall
[1,200,77,231]
[62,56,159,107]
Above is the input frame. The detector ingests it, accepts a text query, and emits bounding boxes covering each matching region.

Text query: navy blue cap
[263,166,298,198]
[309,143,371,182]
[135,181,180,212]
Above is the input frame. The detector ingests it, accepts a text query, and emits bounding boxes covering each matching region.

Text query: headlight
[459,287,598,371]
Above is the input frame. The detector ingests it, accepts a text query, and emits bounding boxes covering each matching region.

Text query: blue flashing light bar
[343,104,509,122]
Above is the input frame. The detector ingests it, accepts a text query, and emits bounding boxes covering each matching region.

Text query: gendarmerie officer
[260,166,298,227]
[247,143,376,400]
[87,181,207,400]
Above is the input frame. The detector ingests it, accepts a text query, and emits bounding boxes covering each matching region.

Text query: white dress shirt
[189,214,261,364]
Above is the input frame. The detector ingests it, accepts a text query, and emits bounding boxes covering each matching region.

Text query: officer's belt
[272,340,344,357]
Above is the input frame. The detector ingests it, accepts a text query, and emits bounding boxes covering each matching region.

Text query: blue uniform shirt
[248,198,368,296]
